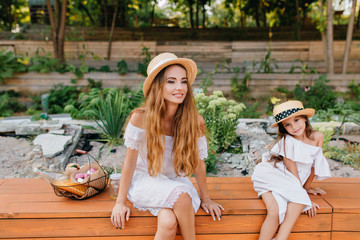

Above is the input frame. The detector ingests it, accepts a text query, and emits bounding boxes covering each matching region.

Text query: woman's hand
[111,202,131,229]
[305,201,320,218]
[201,198,225,221]
[307,187,326,195]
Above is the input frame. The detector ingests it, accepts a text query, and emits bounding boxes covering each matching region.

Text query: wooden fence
[3,72,359,98]
[1,40,359,73]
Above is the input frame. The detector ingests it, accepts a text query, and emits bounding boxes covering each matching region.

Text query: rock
[16,122,44,135]
[236,120,274,157]
[33,134,73,158]
[48,129,66,134]
[0,122,17,133]
[55,125,82,168]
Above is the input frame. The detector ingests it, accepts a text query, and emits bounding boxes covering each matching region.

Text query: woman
[111,53,224,240]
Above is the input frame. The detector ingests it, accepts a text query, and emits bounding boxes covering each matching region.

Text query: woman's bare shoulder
[130,110,145,129]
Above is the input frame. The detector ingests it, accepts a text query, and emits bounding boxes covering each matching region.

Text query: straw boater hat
[143,52,197,97]
[270,100,315,127]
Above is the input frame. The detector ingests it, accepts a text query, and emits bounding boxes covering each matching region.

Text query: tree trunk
[255,1,260,28]
[261,2,266,27]
[151,0,157,26]
[196,0,199,28]
[357,1,360,29]
[202,2,206,28]
[239,0,245,27]
[326,0,334,73]
[319,0,328,72]
[342,0,357,74]
[46,0,67,61]
[107,1,119,60]
[295,0,301,40]
[188,0,194,28]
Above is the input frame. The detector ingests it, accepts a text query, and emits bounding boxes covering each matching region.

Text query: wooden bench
[0,177,359,239]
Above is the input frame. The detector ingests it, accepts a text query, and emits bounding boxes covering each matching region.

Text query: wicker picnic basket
[51,150,109,200]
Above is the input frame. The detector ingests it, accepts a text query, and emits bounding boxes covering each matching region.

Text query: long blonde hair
[130,64,201,177]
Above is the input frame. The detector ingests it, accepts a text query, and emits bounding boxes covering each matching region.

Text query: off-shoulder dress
[251,135,331,224]
[123,121,208,216]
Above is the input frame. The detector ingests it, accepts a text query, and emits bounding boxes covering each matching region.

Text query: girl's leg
[173,192,196,240]
[259,192,279,240]
[154,208,178,240]
[275,202,305,240]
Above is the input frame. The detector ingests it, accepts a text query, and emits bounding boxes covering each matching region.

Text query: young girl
[251,100,331,240]
[111,53,224,240]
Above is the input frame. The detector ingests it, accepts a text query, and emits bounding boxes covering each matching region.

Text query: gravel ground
[0,136,359,179]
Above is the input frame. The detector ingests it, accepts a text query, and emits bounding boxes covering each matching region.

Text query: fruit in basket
[65,163,80,175]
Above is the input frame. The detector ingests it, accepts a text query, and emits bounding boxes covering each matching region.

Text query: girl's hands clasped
[111,203,131,229]
[201,198,225,221]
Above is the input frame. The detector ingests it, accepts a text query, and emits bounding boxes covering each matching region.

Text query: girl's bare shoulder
[130,110,145,129]
[311,130,324,147]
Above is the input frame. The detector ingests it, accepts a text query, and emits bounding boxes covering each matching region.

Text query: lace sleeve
[124,122,145,150]
[197,135,208,160]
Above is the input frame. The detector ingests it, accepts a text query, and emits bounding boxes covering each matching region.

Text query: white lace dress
[251,135,331,224]
[123,121,208,216]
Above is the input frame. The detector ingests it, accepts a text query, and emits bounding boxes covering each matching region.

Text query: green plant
[47,84,80,114]
[87,89,130,146]
[253,47,279,73]
[294,75,337,110]
[195,91,246,172]
[117,60,128,75]
[28,47,63,73]
[325,144,360,169]
[231,70,250,101]
[0,50,27,82]
[138,47,151,76]
[289,59,318,74]
[348,80,360,100]
[0,90,26,117]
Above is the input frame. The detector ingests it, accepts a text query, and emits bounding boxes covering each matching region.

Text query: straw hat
[143,53,197,97]
[270,100,315,127]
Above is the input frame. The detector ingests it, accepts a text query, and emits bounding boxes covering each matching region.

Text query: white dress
[251,135,331,224]
[123,121,208,216]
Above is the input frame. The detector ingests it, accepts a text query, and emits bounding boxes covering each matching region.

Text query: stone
[48,129,66,134]
[0,123,17,133]
[33,134,73,158]
[15,122,44,135]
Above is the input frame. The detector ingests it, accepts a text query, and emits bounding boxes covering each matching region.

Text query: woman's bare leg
[275,202,305,240]
[259,192,279,240]
[173,193,196,240]
[154,208,178,240]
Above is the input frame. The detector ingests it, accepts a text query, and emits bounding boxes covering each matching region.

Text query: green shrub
[47,84,80,114]
[0,90,26,117]
[0,50,27,82]
[195,91,246,172]
[86,89,130,146]
[348,80,360,100]
[138,47,151,76]
[294,75,337,110]
[28,48,64,73]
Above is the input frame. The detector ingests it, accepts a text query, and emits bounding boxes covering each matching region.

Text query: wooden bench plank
[0,198,331,219]
[0,214,332,238]
[311,183,360,199]
[332,232,360,240]
[0,179,7,186]
[332,213,360,231]
[325,198,360,213]
[0,232,331,240]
